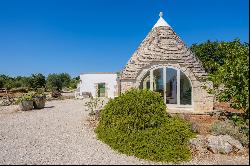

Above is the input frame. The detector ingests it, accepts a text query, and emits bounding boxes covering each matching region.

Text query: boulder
[190,135,207,148]
[190,134,244,155]
[223,135,244,151]
[190,135,208,154]
[207,135,232,154]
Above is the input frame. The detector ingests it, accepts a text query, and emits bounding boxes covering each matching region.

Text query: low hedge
[95,89,195,163]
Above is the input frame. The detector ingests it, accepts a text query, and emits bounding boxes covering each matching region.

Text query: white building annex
[76,73,118,99]
[76,12,214,113]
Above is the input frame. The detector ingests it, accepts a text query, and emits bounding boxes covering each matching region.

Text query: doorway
[97,83,105,97]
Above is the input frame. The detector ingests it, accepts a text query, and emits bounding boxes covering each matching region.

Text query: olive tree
[191,39,249,114]
[46,74,63,91]
[30,73,46,90]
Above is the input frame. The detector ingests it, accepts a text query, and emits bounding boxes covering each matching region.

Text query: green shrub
[95,89,195,163]
[230,114,249,127]
[98,89,167,131]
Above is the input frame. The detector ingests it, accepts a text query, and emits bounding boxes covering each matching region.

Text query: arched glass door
[140,67,192,106]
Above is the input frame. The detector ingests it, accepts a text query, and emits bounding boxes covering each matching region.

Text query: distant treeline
[0,73,80,91]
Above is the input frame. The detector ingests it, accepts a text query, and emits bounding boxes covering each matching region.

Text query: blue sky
[0,0,249,77]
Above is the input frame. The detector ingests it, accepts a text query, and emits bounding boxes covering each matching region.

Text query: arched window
[139,67,192,106]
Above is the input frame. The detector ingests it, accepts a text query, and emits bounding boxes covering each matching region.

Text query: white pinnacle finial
[153,11,171,28]
[159,12,163,17]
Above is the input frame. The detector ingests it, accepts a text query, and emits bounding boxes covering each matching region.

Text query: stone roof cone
[121,12,206,80]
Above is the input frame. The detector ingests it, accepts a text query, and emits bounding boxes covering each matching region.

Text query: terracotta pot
[19,100,33,111]
[33,96,46,109]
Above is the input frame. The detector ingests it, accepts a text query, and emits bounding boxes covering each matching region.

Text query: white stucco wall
[79,73,118,98]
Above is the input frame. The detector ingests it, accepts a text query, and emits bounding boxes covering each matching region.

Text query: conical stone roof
[121,13,206,80]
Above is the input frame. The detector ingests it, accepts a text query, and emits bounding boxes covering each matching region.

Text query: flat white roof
[80,72,117,75]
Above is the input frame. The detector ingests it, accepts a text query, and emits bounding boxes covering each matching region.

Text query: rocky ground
[0,99,249,165]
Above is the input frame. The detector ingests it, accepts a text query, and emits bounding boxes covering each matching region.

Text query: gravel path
[0,99,248,165]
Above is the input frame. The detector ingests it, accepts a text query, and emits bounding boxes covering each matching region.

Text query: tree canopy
[191,39,249,113]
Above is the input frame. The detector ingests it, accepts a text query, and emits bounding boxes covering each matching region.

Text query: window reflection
[165,68,177,104]
[180,71,192,105]
[153,68,164,97]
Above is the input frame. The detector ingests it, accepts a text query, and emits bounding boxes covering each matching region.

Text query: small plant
[85,97,105,118]
[17,92,34,103]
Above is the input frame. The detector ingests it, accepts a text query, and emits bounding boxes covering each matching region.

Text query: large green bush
[95,89,195,163]
[98,88,167,131]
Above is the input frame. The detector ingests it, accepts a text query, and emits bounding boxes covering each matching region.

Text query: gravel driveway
[0,99,248,165]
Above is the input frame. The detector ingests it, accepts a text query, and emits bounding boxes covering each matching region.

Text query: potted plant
[17,93,34,111]
[33,89,46,109]
[33,93,46,109]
